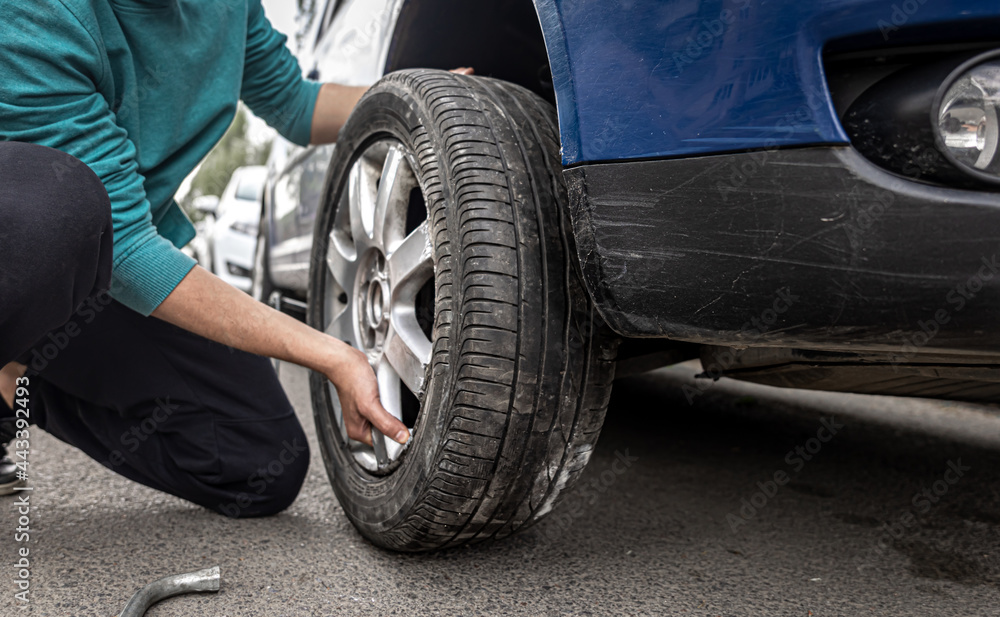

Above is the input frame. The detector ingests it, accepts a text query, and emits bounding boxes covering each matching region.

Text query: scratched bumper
[565,146,1000,356]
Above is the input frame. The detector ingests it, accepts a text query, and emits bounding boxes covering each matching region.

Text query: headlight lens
[229,220,257,236]
[226,262,252,278]
[936,57,1000,179]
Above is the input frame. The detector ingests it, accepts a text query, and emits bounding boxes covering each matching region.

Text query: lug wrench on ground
[119,565,220,617]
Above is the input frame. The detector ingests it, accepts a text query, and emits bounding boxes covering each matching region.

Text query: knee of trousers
[2,142,112,249]
[212,417,312,519]
[0,144,113,363]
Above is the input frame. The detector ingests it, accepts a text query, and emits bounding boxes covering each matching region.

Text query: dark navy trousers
[0,141,308,517]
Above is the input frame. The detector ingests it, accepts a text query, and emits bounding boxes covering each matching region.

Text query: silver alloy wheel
[321,139,433,473]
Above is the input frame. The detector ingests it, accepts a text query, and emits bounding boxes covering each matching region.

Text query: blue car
[253,0,1000,551]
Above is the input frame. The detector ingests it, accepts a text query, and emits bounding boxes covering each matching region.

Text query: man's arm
[154,69,473,443]
[309,83,367,145]
[308,68,473,145]
[152,266,409,445]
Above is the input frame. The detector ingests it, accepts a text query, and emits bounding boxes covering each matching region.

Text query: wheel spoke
[384,318,431,396]
[324,300,355,345]
[385,220,432,396]
[325,231,356,290]
[348,158,378,248]
[373,356,406,464]
[373,145,414,253]
[376,356,404,422]
[387,221,432,290]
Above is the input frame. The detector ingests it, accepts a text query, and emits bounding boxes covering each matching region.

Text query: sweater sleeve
[0,0,196,316]
[241,0,323,147]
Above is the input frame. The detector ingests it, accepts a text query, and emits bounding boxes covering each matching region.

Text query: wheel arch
[383,0,577,162]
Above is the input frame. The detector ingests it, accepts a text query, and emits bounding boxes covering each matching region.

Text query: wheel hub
[359,253,390,349]
[366,277,386,329]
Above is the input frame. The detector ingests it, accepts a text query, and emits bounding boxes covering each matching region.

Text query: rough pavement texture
[3,361,999,616]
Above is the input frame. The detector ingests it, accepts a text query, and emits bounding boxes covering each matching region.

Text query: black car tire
[308,69,618,551]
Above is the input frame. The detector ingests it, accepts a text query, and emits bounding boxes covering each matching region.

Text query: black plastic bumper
[566,146,1000,357]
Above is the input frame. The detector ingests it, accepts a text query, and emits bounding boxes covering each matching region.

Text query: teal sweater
[0,0,322,315]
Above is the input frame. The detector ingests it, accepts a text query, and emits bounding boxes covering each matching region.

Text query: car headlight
[935,53,1000,182]
[229,221,257,236]
[842,48,1000,189]
[226,262,252,278]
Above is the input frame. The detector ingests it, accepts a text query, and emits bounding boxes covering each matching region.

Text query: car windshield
[235,175,265,201]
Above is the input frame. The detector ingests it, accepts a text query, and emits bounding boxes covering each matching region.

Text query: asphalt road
[4,360,1000,616]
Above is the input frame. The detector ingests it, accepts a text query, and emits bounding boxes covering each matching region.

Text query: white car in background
[188,194,219,269]
[209,166,267,292]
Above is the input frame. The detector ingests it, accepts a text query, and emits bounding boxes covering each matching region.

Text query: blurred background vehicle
[187,194,220,270]
[177,105,273,291]
[208,165,267,292]
[251,0,394,307]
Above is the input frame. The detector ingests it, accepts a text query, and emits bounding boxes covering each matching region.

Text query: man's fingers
[346,408,407,447]
[346,416,373,446]
[450,67,474,75]
[363,399,410,444]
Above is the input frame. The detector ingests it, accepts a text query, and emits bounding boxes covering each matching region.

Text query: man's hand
[153,266,408,445]
[329,346,409,446]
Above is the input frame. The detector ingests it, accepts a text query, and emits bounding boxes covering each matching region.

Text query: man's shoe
[0,416,14,444]
[0,450,25,495]
[0,391,26,494]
